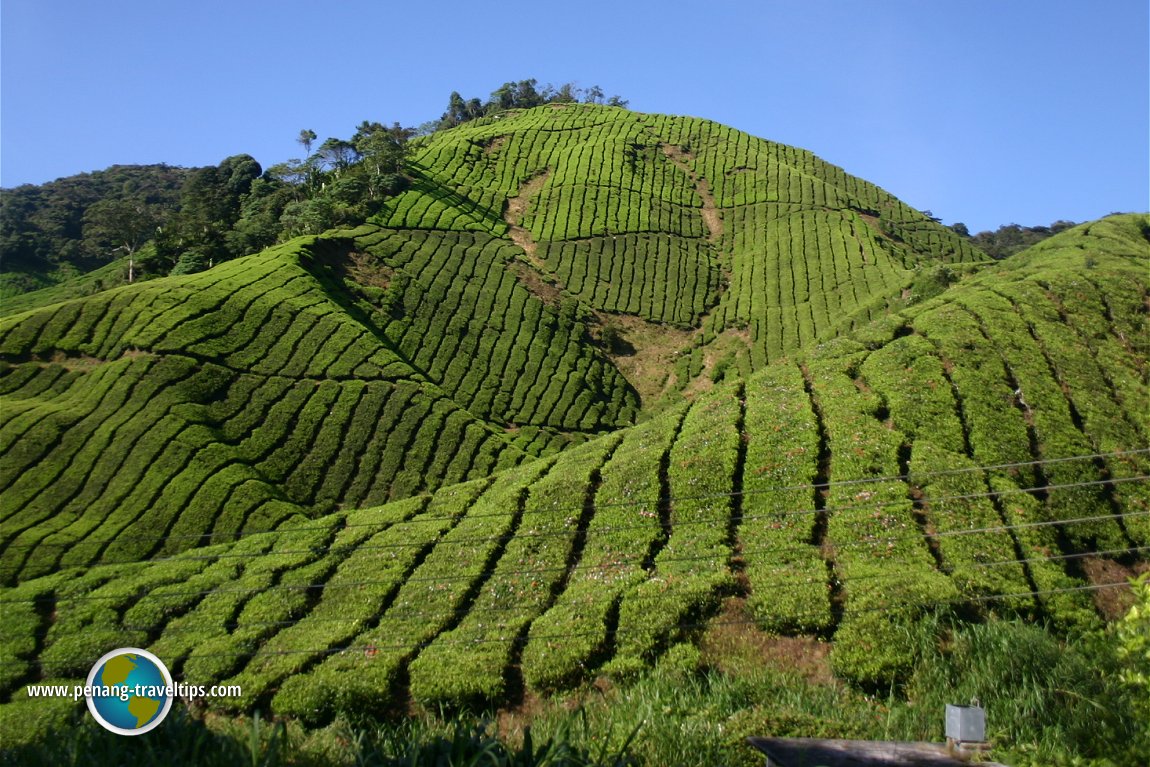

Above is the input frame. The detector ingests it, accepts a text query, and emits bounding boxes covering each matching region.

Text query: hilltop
[0,104,1146,762]
[0,105,987,574]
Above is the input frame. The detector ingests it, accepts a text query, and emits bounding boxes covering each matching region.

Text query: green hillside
[0,103,1146,762]
[0,104,986,584]
[1,211,1145,734]
[381,104,983,379]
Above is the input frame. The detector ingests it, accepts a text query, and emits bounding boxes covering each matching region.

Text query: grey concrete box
[945,704,986,743]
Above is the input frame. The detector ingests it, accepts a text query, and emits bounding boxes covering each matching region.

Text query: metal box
[945,703,986,743]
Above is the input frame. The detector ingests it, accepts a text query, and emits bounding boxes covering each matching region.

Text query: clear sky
[2,0,1146,233]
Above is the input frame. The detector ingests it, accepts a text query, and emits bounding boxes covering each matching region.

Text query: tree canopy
[953,219,1078,260]
[2,120,415,288]
[437,79,629,129]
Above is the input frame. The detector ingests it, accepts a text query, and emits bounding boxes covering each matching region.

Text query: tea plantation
[0,104,1146,759]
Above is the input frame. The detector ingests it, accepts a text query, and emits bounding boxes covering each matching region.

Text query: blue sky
[2,0,1146,233]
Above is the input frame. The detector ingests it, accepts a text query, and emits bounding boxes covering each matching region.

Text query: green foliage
[3,123,415,297]
[438,79,628,130]
[803,351,958,685]
[1115,574,1150,737]
[381,103,984,386]
[966,219,1078,260]
[741,362,831,633]
[219,497,439,707]
[406,453,610,708]
[323,225,639,432]
[540,236,718,326]
[0,95,1145,764]
[0,708,636,766]
[1,164,188,278]
[522,408,685,692]
[522,661,882,767]
[0,236,536,578]
[611,386,741,670]
[895,617,1147,767]
[151,155,263,271]
[407,437,621,709]
[907,263,958,303]
[82,197,161,261]
[276,466,548,721]
[349,718,636,767]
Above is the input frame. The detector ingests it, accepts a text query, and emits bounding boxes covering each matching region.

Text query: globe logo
[85,648,173,735]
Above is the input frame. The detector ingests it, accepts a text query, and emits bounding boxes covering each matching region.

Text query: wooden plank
[745,738,1006,767]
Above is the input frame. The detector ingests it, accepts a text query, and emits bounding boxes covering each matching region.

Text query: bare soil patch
[16,349,150,371]
[509,260,563,306]
[52,352,110,370]
[345,249,394,289]
[592,312,695,406]
[503,170,567,305]
[660,144,723,242]
[503,171,551,262]
[680,327,753,400]
[854,211,883,236]
[697,182,724,242]
[1081,556,1149,619]
[482,135,508,155]
[495,690,550,741]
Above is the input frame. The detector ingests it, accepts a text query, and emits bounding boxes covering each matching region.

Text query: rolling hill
[0,105,984,585]
[0,103,1146,741]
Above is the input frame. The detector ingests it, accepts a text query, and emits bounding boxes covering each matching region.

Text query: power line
[6,453,1140,579]
[110,544,1149,637]
[5,501,1147,609]
[5,579,1137,671]
[4,506,1146,607]
[6,447,1145,554]
[4,473,1145,576]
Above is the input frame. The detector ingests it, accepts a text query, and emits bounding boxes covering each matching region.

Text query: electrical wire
[6,447,1144,553]
[4,579,1137,671]
[4,506,1146,608]
[4,473,1145,583]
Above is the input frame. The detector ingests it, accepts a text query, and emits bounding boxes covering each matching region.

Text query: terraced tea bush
[406,437,620,709]
[277,465,550,721]
[740,362,830,633]
[523,407,687,692]
[0,96,1145,733]
[610,385,741,670]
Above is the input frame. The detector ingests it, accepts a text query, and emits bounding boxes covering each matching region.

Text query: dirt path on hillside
[6,348,154,371]
[660,143,723,242]
[482,135,507,155]
[848,210,884,265]
[504,171,550,261]
[502,170,565,305]
[652,140,753,400]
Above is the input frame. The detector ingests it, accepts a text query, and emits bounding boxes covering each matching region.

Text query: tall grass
[893,617,1148,767]
[0,709,636,767]
[3,616,1144,766]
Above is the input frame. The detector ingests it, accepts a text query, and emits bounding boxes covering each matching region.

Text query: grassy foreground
[3,594,1148,767]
